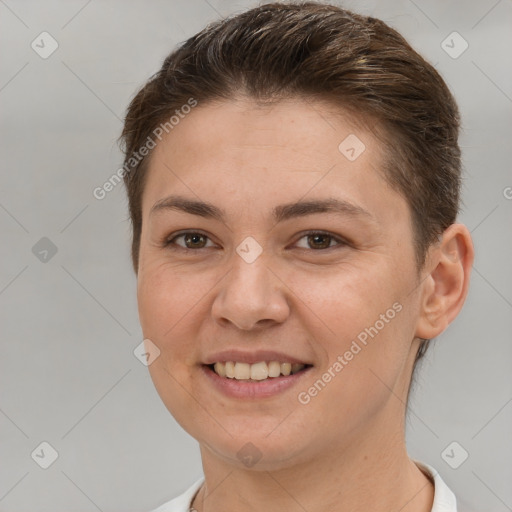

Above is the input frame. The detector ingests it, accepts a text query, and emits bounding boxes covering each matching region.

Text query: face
[137,97,426,470]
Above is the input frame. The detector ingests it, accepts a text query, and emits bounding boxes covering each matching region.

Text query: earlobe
[415,224,474,340]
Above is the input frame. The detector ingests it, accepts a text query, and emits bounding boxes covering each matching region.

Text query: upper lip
[203,349,312,365]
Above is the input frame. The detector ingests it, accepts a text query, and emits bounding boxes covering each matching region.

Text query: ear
[415,223,474,340]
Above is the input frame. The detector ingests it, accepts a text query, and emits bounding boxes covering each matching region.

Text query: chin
[195,424,317,471]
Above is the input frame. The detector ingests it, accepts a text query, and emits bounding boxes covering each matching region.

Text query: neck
[192,419,434,512]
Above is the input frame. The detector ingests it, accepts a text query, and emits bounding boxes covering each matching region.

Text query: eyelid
[164,229,349,251]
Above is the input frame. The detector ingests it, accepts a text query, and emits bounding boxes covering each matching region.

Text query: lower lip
[201,365,312,399]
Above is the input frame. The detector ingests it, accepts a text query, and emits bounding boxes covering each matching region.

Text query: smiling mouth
[206,361,312,381]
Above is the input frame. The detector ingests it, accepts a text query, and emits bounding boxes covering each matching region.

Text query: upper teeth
[213,361,306,380]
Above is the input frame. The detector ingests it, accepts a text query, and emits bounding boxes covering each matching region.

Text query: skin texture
[136,97,474,512]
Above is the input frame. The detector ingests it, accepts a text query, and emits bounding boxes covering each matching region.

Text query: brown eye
[165,231,214,250]
[183,233,208,249]
[307,233,332,249]
[295,231,345,250]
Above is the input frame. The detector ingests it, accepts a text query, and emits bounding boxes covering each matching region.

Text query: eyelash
[163,230,348,252]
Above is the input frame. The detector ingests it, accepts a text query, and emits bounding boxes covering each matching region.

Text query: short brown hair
[119,1,462,367]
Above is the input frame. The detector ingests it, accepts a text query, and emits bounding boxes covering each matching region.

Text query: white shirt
[149,461,457,512]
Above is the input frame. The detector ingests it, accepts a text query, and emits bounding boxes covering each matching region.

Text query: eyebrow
[150,195,374,224]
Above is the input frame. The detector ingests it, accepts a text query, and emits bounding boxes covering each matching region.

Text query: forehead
[150,97,378,165]
[141,97,406,227]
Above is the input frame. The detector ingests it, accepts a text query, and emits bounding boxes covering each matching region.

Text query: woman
[119,3,474,511]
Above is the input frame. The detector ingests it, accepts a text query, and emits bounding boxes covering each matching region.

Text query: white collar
[414,460,458,511]
[149,461,457,511]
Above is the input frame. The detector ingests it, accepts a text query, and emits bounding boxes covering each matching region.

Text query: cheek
[304,262,414,395]
[294,260,402,338]
[136,263,208,426]
[136,265,207,390]
[137,261,207,337]
[300,305,412,439]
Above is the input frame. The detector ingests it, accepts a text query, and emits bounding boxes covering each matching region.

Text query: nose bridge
[212,244,289,329]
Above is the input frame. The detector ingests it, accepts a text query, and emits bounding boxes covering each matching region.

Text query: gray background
[0,0,511,511]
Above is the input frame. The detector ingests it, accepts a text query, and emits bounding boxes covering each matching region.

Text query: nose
[211,252,291,331]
